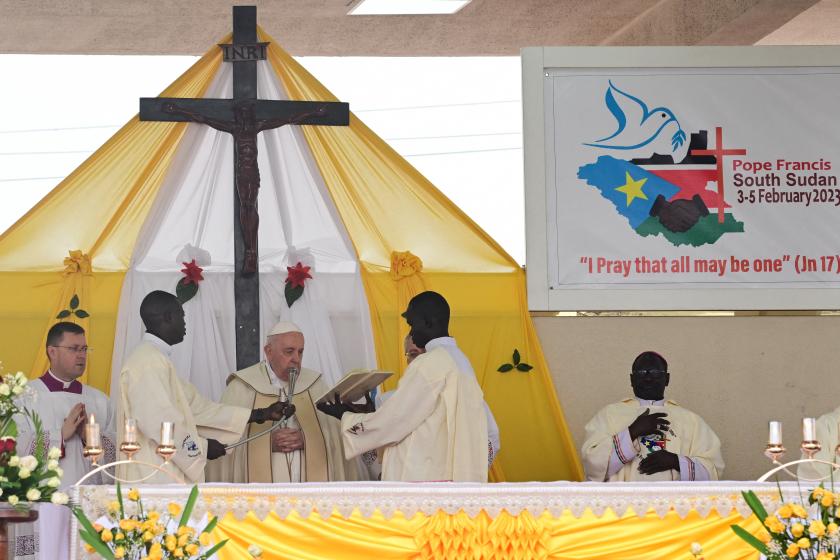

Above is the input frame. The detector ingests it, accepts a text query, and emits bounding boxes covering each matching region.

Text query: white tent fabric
[109,61,377,402]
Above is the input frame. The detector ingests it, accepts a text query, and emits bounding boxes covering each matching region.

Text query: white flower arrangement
[0,365,67,507]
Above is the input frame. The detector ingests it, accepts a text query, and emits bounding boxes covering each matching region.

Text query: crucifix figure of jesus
[161,100,329,273]
[139,5,349,370]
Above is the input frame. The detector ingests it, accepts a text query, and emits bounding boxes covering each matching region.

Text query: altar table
[71,481,785,559]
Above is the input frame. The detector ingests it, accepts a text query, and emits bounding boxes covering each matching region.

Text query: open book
[315,369,393,405]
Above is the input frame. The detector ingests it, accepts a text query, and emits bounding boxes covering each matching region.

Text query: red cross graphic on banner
[690,127,747,223]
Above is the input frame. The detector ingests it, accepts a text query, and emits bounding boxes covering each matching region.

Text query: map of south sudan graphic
[578,82,744,247]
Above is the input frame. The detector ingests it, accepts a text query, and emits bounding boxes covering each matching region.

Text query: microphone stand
[224,367,300,451]
[281,367,299,481]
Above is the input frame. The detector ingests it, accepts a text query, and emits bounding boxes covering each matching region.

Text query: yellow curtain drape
[264,30,583,482]
[213,507,763,560]
[27,251,95,383]
[0,40,225,391]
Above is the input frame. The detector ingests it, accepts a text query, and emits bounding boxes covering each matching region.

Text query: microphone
[288,367,299,396]
[283,367,299,423]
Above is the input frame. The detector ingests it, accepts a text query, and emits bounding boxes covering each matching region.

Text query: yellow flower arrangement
[73,483,226,560]
[732,485,840,559]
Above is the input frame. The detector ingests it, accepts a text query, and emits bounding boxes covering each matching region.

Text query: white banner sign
[545,66,840,293]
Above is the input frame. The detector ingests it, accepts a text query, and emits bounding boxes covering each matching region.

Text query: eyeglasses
[50,345,92,355]
[405,351,422,359]
[631,369,666,378]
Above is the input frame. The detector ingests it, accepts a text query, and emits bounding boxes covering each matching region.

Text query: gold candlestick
[83,413,103,465]
[765,421,785,462]
[801,417,821,458]
[156,421,176,462]
[120,418,141,459]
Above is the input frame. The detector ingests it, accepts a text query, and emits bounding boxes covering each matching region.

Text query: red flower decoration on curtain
[176,260,204,304]
[180,260,205,285]
[285,262,312,289]
[284,262,313,307]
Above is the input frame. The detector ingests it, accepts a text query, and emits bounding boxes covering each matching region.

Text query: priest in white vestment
[582,351,724,482]
[397,334,501,466]
[206,322,359,483]
[319,291,488,482]
[117,291,292,484]
[15,322,116,560]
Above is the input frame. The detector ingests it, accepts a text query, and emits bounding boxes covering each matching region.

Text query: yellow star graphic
[615,171,648,206]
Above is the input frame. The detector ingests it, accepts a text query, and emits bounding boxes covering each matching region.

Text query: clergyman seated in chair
[581,351,724,481]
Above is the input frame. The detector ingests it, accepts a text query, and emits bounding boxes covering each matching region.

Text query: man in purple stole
[15,322,116,560]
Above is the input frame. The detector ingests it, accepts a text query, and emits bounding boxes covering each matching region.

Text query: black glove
[345,391,376,414]
[638,450,679,475]
[207,438,226,460]
[628,409,670,441]
[316,392,353,420]
[250,401,295,424]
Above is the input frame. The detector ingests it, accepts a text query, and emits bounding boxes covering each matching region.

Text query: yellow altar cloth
[72,482,773,559]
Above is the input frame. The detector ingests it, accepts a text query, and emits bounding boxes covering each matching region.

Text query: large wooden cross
[139,6,349,369]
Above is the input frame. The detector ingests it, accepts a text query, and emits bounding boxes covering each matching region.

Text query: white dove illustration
[585,81,686,153]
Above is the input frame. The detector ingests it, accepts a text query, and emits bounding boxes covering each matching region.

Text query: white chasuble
[206,362,357,482]
[116,339,250,484]
[340,346,488,482]
[15,373,116,560]
[582,399,724,482]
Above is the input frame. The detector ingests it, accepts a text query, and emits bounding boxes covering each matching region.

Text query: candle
[768,421,782,445]
[85,414,101,449]
[803,417,817,441]
[124,418,137,444]
[160,421,175,447]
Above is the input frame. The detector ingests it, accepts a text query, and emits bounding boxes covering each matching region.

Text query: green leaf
[497,363,514,373]
[516,363,533,372]
[69,294,79,310]
[285,283,304,307]
[730,524,769,555]
[179,485,200,527]
[29,411,45,463]
[0,414,18,439]
[73,507,116,560]
[56,310,71,319]
[202,515,219,534]
[176,279,199,304]
[79,529,116,560]
[74,309,90,319]
[116,481,125,519]
[741,490,768,522]
[512,349,521,365]
[200,538,229,559]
